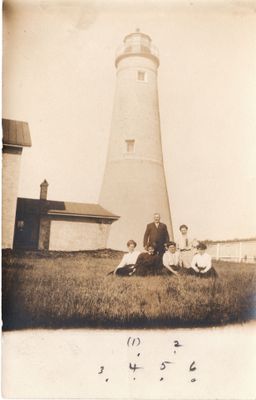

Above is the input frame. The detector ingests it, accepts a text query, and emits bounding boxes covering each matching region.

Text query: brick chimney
[40,179,49,200]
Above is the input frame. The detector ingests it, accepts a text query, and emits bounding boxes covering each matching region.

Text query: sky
[3,0,256,241]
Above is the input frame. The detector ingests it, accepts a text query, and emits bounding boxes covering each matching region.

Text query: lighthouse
[100,29,173,250]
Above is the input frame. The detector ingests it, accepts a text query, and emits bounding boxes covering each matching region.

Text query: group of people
[112,213,217,278]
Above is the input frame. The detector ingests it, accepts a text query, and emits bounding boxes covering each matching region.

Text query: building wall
[48,220,111,251]
[2,148,22,248]
[207,240,256,263]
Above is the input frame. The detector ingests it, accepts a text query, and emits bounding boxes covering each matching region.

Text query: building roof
[48,201,119,219]
[16,198,119,220]
[2,118,32,147]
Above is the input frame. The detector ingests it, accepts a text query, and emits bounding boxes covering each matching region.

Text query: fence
[207,239,256,263]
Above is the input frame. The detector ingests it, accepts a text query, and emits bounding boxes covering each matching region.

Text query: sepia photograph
[2,0,256,398]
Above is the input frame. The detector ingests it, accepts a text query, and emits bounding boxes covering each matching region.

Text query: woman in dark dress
[134,245,162,276]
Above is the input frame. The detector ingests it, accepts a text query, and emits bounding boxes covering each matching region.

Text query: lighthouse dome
[115,28,159,68]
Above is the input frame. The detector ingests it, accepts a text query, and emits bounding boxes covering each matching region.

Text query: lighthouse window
[125,140,135,153]
[137,70,146,81]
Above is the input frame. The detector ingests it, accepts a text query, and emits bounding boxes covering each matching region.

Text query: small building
[2,118,32,249]
[13,181,119,251]
[206,238,256,263]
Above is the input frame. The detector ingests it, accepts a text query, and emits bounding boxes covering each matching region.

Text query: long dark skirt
[115,264,135,277]
[180,266,218,278]
[162,265,182,276]
[135,264,162,276]
[198,267,218,278]
[180,267,197,276]
[134,254,162,276]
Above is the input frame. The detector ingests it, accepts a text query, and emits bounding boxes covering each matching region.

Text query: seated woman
[134,245,162,276]
[191,242,218,278]
[114,240,140,276]
[162,241,182,275]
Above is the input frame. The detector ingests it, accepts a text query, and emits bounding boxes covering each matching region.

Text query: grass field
[2,249,256,330]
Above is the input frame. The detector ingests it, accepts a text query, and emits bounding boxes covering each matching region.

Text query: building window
[17,220,25,231]
[137,70,147,82]
[125,139,135,153]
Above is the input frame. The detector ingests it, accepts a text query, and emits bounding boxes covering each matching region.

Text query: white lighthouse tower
[100,29,173,250]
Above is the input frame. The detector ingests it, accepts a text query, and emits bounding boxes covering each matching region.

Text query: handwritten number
[160,361,173,370]
[160,362,166,371]
[97,339,196,384]
[127,337,141,347]
[129,362,143,372]
[98,366,104,374]
[189,361,196,371]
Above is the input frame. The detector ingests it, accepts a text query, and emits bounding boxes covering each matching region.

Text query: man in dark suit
[143,213,170,256]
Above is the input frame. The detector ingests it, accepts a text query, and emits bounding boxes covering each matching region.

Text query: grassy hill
[2,249,256,330]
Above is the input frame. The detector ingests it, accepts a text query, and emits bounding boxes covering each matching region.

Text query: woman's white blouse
[177,235,191,250]
[191,253,212,271]
[116,251,140,270]
[162,251,181,267]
